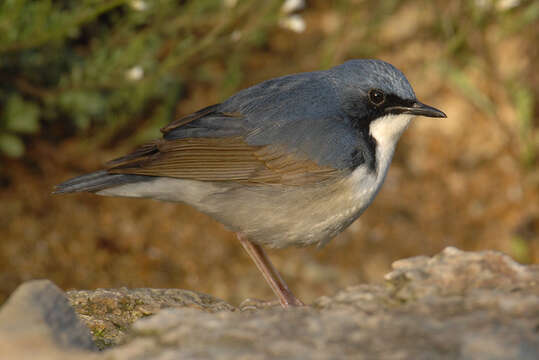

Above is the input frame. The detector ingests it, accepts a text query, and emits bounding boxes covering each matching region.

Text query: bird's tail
[53,170,152,194]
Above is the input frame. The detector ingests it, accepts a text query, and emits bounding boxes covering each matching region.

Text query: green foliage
[4,95,40,134]
[514,85,536,167]
[0,0,536,165]
[510,235,531,263]
[0,133,25,158]
[0,0,282,157]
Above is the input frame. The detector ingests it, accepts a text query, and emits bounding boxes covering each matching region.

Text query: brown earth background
[1,0,538,305]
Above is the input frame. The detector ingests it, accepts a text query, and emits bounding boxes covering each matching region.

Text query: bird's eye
[368,89,385,106]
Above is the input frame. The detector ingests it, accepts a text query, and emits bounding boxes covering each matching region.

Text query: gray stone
[105,248,539,359]
[0,279,98,359]
[2,248,539,359]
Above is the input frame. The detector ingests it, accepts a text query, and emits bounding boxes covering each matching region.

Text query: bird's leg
[236,232,304,308]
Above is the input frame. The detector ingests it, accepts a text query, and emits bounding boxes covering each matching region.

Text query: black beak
[386,101,447,118]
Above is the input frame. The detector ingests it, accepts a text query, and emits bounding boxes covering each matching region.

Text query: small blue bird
[55,59,446,308]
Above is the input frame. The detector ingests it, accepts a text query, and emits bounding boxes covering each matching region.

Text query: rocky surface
[1,247,538,359]
[0,279,98,359]
[66,287,235,349]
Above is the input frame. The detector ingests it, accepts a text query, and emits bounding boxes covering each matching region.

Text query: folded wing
[107,111,341,186]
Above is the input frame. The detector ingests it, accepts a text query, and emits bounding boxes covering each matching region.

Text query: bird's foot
[239,298,281,311]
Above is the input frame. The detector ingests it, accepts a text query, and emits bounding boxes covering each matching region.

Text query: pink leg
[237,232,304,308]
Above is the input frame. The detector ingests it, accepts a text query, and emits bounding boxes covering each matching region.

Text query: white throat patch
[369,113,413,179]
[369,114,412,150]
[341,114,413,222]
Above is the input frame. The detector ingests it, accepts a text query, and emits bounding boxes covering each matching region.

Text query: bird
[55,59,446,308]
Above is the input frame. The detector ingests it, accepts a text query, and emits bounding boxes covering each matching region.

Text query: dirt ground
[1,2,537,305]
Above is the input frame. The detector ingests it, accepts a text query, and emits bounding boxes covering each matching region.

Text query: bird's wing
[106,109,342,186]
[107,72,367,186]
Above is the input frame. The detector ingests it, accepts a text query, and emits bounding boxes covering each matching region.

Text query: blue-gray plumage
[164,60,416,171]
[55,59,446,307]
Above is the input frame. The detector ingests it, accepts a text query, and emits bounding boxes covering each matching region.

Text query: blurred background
[1,0,538,305]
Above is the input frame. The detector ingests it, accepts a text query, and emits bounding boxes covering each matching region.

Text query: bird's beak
[386,101,447,118]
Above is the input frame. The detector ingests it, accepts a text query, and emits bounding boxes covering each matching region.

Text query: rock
[107,248,539,359]
[66,287,235,349]
[385,246,537,300]
[0,279,98,360]
[1,248,538,359]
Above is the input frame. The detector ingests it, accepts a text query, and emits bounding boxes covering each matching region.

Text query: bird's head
[329,59,446,146]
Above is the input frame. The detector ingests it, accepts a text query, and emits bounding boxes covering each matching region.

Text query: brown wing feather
[106,136,341,186]
[106,103,341,185]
